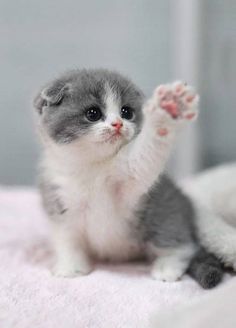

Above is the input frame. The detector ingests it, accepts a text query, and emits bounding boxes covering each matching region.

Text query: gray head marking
[34,69,145,145]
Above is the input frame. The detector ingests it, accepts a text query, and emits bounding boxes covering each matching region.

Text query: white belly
[86,203,142,261]
[85,186,143,261]
[62,174,143,262]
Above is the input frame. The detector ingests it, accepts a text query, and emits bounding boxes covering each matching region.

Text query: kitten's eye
[120,106,134,120]
[85,107,102,122]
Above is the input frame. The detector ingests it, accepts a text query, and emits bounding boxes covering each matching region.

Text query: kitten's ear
[34,80,71,114]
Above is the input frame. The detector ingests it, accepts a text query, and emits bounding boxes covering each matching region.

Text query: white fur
[40,82,198,277]
[150,244,197,282]
[195,205,236,270]
[182,164,236,270]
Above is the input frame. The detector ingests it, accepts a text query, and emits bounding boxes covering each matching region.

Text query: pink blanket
[0,186,232,328]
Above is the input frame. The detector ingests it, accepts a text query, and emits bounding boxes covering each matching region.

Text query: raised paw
[145,81,199,137]
[155,81,199,121]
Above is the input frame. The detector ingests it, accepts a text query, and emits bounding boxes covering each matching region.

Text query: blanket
[1,164,236,328]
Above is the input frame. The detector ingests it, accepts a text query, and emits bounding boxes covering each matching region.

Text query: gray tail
[187,248,223,289]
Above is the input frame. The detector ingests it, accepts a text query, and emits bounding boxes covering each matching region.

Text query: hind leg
[150,244,197,282]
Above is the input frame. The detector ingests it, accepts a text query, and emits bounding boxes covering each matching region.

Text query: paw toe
[151,266,183,282]
[184,112,197,120]
[173,81,186,95]
[152,270,182,282]
[185,94,196,103]
[156,85,166,97]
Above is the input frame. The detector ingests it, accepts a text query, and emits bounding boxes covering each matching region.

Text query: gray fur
[35,69,144,144]
[138,175,196,248]
[39,179,67,217]
[139,175,224,288]
[187,248,223,289]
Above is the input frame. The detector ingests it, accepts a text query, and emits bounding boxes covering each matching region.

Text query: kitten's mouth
[104,131,123,144]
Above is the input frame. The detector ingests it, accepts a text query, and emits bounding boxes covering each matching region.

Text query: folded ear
[34,80,71,114]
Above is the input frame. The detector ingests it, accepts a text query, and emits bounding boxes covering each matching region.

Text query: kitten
[34,69,223,288]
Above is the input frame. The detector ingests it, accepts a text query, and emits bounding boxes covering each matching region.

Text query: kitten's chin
[89,135,129,160]
[100,133,125,145]
[98,138,125,156]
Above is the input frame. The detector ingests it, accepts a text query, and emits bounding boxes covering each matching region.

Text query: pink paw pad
[157,127,169,136]
[184,113,196,120]
[185,94,196,103]
[155,81,198,121]
[160,101,179,119]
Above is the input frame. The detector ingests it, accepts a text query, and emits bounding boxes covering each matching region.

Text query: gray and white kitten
[34,69,222,288]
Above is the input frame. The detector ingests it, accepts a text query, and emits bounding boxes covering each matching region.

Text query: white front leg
[118,81,199,203]
[51,221,92,277]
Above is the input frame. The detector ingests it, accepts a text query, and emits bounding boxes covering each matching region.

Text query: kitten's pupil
[85,107,102,122]
[121,106,134,120]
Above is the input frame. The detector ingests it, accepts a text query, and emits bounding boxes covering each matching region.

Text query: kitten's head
[34,69,144,160]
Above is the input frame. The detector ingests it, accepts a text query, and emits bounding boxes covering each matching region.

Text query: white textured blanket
[1,164,236,328]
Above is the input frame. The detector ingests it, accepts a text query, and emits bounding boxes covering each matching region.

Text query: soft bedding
[1,164,236,328]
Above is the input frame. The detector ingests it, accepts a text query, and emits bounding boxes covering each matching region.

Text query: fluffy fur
[182,164,236,270]
[34,69,222,287]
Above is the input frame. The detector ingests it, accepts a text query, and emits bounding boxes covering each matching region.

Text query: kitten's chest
[65,173,142,261]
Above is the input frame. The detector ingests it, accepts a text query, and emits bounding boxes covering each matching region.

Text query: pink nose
[111,121,123,130]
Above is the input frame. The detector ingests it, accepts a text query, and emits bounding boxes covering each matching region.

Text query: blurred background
[0,0,235,185]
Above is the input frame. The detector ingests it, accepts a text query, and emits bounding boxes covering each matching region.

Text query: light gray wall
[1,0,235,185]
[0,0,172,185]
[199,0,236,167]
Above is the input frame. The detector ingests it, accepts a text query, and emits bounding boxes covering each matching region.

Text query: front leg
[119,81,199,202]
[51,221,92,277]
